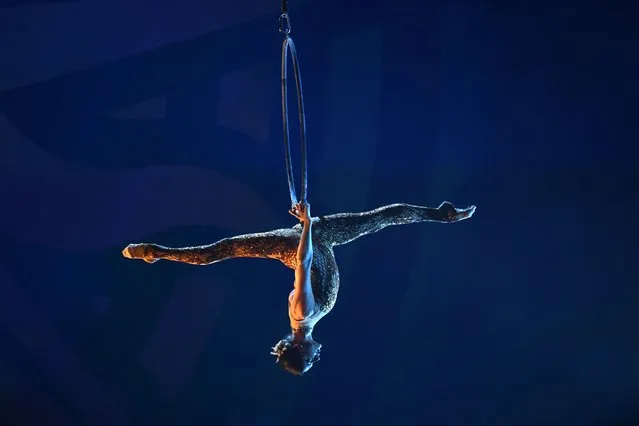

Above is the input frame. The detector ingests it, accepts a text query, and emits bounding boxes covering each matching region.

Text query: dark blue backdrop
[1,1,637,425]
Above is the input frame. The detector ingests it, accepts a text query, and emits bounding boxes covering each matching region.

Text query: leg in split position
[122,229,298,265]
[317,201,476,246]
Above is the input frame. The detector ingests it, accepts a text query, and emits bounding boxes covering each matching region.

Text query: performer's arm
[289,202,315,318]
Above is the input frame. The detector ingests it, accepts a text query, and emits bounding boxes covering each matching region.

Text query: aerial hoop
[279,5,308,207]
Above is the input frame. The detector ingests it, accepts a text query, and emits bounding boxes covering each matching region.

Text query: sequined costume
[128,203,468,313]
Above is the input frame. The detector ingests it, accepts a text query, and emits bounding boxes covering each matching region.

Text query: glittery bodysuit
[141,203,455,316]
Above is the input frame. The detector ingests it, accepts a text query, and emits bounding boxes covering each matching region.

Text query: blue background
[0,1,637,425]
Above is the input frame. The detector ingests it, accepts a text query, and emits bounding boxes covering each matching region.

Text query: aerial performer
[122,1,476,375]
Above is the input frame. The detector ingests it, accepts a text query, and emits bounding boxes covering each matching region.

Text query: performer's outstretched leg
[122,229,298,266]
[317,202,475,247]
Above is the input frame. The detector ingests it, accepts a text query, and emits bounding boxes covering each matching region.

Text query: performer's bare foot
[122,243,159,263]
[438,201,476,222]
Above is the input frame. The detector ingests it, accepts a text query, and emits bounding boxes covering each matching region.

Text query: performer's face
[299,341,322,373]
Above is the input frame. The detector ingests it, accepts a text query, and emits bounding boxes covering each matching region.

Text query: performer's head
[270,329,321,375]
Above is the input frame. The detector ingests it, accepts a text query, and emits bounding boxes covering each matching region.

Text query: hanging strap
[279,2,308,206]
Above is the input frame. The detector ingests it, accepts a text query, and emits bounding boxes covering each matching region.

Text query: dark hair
[277,344,307,376]
[271,337,320,376]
